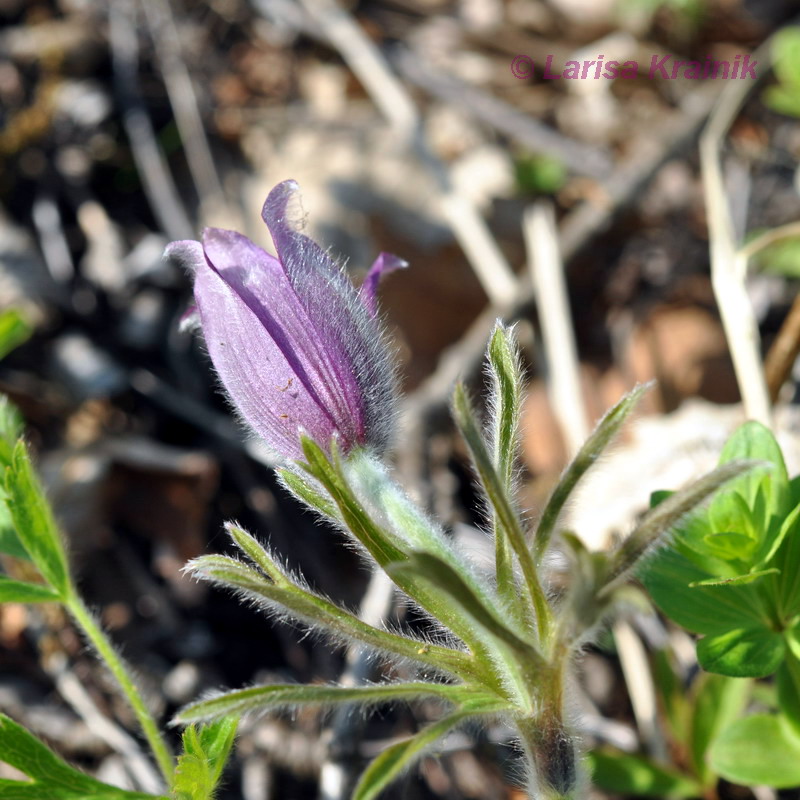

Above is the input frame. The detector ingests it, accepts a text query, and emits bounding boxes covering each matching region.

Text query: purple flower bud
[166,180,406,461]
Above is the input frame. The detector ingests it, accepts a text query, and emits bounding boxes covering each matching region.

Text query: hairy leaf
[174,682,496,725]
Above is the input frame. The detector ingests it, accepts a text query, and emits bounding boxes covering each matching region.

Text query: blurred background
[1,0,800,797]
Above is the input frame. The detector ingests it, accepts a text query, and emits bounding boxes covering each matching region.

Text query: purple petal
[200,226,369,454]
[193,235,342,460]
[261,183,370,434]
[359,253,408,317]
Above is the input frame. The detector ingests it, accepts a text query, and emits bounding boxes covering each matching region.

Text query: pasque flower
[166,180,405,461]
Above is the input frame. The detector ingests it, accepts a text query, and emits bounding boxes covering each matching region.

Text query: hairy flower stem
[65,592,175,787]
[517,657,579,800]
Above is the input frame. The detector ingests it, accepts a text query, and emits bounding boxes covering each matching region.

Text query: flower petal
[193,232,344,459]
[261,181,396,449]
[360,252,408,317]
[200,226,368,450]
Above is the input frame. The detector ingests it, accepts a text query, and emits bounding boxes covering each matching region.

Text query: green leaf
[772,27,800,88]
[4,442,71,597]
[186,553,482,682]
[173,718,238,800]
[640,547,767,635]
[298,438,406,567]
[0,576,61,603]
[689,673,750,785]
[535,384,649,560]
[0,310,32,361]
[776,653,800,737]
[689,567,779,587]
[174,682,496,726]
[750,233,800,277]
[486,323,523,489]
[451,383,550,639]
[0,396,23,468]
[763,85,800,119]
[709,713,800,787]
[587,750,702,797]
[697,627,785,678]
[718,421,788,521]
[277,468,339,520]
[299,438,507,671]
[353,712,474,800]
[486,324,526,620]
[605,460,757,592]
[386,551,542,664]
[0,713,161,799]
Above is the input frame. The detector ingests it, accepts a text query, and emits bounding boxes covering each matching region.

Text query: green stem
[65,592,175,786]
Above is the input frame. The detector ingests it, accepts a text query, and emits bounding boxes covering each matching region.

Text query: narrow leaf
[0,396,23,468]
[689,567,779,587]
[353,712,474,800]
[602,460,757,594]
[224,523,285,583]
[174,682,493,725]
[277,468,339,519]
[452,383,550,640]
[299,437,406,566]
[535,384,649,560]
[486,324,525,619]
[4,442,71,596]
[386,551,543,666]
[0,576,61,603]
[187,553,481,682]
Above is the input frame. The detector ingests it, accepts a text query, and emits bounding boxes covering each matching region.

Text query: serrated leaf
[697,627,784,678]
[174,682,496,726]
[0,576,61,603]
[4,442,71,597]
[0,310,32,361]
[353,712,473,800]
[0,713,161,799]
[587,750,702,797]
[173,718,237,800]
[709,713,800,787]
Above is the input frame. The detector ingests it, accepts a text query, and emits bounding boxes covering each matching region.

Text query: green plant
[641,421,800,788]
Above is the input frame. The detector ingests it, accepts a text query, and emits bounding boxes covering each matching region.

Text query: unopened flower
[167,180,405,461]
